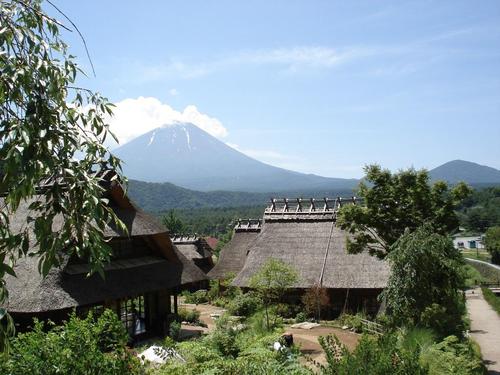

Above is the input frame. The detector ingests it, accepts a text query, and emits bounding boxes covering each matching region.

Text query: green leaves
[337,165,471,258]
[0,0,124,350]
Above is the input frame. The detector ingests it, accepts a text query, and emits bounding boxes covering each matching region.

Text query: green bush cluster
[421,335,485,375]
[182,290,209,304]
[149,311,312,375]
[169,321,182,341]
[0,310,141,375]
[226,292,261,316]
[320,333,427,375]
[177,308,201,324]
[336,312,366,333]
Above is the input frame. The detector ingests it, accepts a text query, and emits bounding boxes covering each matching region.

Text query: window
[120,296,147,336]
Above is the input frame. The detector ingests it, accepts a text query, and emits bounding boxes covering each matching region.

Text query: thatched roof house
[231,198,390,315]
[171,235,214,273]
[208,219,262,280]
[2,173,206,337]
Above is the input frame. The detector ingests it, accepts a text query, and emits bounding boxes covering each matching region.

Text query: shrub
[227,292,261,316]
[3,312,141,375]
[183,290,208,304]
[177,308,200,324]
[320,333,428,374]
[92,309,128,352]
[295,312,306,323]
[421,335,485,375]
[337,313,365,333]
[169,321,182,341]
[302,284,330,320]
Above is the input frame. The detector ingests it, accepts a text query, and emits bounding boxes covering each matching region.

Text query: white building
[452,235,485,250]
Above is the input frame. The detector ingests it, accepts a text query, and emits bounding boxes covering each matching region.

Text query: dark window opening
[120,296,147,337]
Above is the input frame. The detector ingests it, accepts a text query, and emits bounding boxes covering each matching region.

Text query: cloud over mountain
[107,97,227,147]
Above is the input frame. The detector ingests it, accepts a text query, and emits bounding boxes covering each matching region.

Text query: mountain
[114,123,358,192]
[429,160,500,185]
[127,179,355,213]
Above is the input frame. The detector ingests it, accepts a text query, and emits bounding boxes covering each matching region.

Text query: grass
[463,264,488,288]
[462,250,492,263]
[466,260,500,285]
[482,287,500,316]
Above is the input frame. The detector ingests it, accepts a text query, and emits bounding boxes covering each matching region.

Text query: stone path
[466,288,500,374]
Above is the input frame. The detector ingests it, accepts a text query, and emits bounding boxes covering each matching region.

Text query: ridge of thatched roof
[232,219,389,289]
[208,219,262,280]
[263,197,359,222]
[171,236,213,260]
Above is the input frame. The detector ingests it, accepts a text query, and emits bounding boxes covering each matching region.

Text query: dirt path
[180,302,360,367]
[466,288,500,374]
[286,326,359,366]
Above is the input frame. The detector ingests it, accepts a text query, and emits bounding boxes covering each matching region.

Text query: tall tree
[162,210,186,235]
[249,258,299,330]
[484,226,500,265]
[337,165,471,258]
[381,225,466,337]
[0,0,123,349]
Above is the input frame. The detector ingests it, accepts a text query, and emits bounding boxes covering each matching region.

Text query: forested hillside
[127,179,354,212]
[458,186,500,232]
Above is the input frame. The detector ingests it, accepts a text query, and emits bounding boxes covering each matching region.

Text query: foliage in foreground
[337,165,471,257]
[0,310,141,375]
[484,226,500,265]
[0,0,125,349]
[320,328,485,375]
[381,226,467,337]
[149,312,312,375]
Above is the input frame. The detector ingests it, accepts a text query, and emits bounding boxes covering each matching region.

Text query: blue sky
[51,1,500,178]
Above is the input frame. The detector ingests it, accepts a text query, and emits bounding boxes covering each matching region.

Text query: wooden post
[173,293,178,315]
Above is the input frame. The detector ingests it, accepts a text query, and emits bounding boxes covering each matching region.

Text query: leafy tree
[381,226,466,337]
[162,209,186,235]
[249,258,299,330]
[301,283,330,321]
[484,226,500,265]
[0,0,123,349]
[338,165,471,258]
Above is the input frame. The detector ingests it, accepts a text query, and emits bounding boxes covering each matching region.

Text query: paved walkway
[466,288,500,374]
[465,257,500,271]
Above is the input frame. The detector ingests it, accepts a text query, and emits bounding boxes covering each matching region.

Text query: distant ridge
[429,160,500,185]
[114,123,358,192]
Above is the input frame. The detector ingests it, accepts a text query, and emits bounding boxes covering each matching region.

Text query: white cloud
[133,46,366,81]
[107,96,227,147]
[168,88,179,96]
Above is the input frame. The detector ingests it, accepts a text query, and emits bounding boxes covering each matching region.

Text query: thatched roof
[1,177,207,313]
[3,245,206,313]
[0,197,166,240]
[171,236,213,260]
[208,219,262,280]
[232,198,389,289]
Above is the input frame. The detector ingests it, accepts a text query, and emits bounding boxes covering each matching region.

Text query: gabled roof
[2,176,207,313]
[231,198,389,289]
[208,219,261,280]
